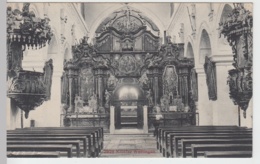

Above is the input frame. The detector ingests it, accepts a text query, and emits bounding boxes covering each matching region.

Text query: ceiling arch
[87,3,167,40]
[95,6,160,34]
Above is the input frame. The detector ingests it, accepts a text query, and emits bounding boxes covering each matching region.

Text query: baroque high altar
[61,6,197,131]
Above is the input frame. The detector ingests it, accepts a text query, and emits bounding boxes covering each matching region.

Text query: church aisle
[100,133,162,158]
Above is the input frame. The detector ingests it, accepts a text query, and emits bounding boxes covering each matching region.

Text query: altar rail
[61,113,110,132]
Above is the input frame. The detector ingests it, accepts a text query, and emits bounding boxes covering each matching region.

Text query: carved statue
[190,69,198,101]
[43,59,53,101]
[89,92,98,113]
[204,56,217,100]
[146,89,154,107]
[105,89,111,107]
[139,71,149,87]
[107,73,118,88]
[163,66,178,97]
[175,95,184,112]
[160,94,169,112]
[74,95,84,113]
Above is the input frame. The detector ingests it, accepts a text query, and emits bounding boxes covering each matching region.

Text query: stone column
[212,62,238,125]
[196,68,213,125]
[68,74,74,112]
[143,105,148,133]
[110,106,115,134]
[149,67,162,105]
[7,98,22,130]
[94,68,106,107]
[67,69,78,112]
[178,67,190,105]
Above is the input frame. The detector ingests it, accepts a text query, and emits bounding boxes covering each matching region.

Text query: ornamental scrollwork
[7,3,53,49]
[7,70,47,119]
[72,36,97,61]
[95,5,159,34]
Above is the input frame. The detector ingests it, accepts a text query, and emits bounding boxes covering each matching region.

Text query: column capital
[110,106,115,110]
[53,71,63,77]
[194,67,205,76]
[210,54,233,64]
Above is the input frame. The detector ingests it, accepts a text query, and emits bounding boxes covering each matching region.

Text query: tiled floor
[100,129,162,158]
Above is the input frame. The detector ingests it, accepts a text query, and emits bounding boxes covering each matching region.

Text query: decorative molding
[208,3,214,22]
[60,15,67,23]
[61,34,66,44]
[190,4,196,39]
[178,23,184,43]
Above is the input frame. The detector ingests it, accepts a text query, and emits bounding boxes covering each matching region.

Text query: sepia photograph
[5,1,254,160]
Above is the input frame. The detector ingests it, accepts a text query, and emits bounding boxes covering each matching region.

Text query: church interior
[6,2,253,158]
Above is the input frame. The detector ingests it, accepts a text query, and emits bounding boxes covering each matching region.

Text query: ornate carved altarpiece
[61,6,196,128]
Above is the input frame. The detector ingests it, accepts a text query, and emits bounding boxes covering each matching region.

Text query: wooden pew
[173,134,252,157]
[156,125,252,158]
[204,151,252,158]
[158,126,248,153]
[7,151,60,158]
[172,133,252,157]
[12,127,103,154]
[162,127,251,155]
[20,127,104,149]
[7,130,97,156]
[7,127,103,158]
[7,135,89,157]
[191,144,253,158]
[7,144,74,158]
[156,125,242,147]
[10,129,97,149]
[7,140,81,157]
[163,128,251,157]
[181,138,252,158]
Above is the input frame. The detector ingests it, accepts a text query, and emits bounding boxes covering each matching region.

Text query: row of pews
[7,127,104,158]
[155,125,252,158]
